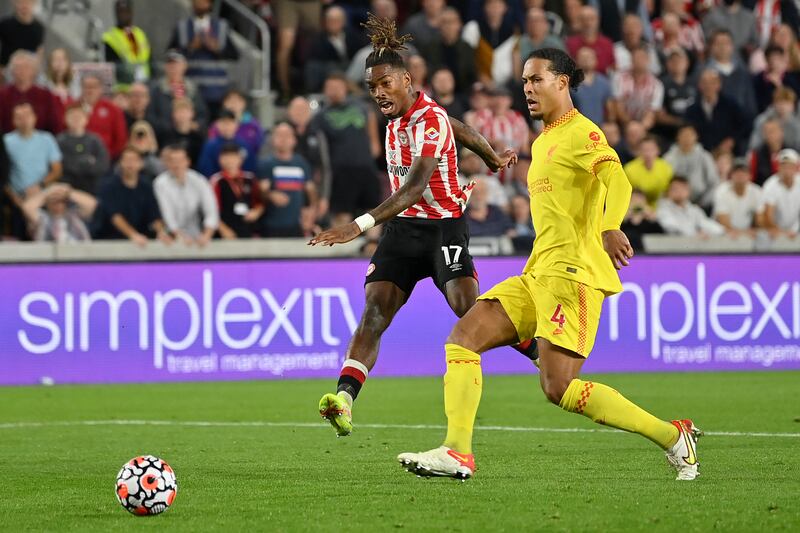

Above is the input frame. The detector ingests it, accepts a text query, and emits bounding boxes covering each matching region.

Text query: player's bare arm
[595,159,634,270]
[308,156,438,246]
[449,117,518,171]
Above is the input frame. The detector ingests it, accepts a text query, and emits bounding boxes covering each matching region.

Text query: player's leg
[398,299,520,478]
[535,277,700,479]
[319,281,407,436]
[436,220,538,364]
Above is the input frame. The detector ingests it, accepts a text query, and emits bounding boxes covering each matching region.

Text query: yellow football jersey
[523,109,625,295]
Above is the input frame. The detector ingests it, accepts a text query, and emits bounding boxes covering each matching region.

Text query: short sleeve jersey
[385,92,466,219]
[523,109,623,295]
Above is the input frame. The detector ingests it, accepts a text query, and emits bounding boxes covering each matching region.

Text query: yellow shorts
[478,274,604,357]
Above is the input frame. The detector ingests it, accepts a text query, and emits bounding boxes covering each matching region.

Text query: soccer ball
[115,455,177,516]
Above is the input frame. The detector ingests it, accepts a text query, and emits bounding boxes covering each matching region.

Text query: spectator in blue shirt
[4,102,62,200]
[573,46,613,126]
[258,122,318,237]
[197,108,257,177]
[4,102,62,239]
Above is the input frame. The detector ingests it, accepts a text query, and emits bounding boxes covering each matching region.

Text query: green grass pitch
[1,372,799,531]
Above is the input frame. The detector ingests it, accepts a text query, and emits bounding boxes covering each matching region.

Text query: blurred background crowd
[1,0,799,254]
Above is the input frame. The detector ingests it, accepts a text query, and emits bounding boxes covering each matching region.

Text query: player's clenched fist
[602,229,634,270]
[309,222,362,247]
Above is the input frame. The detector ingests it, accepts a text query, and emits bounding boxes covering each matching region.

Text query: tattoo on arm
[449,117,498,168]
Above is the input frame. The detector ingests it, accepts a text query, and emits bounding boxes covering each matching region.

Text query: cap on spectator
[165,49,186,63]
[220,142,243,155]
[218,109,237,121]
[777,148,800,164]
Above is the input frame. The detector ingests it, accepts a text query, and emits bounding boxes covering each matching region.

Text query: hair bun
[570,68,585,89]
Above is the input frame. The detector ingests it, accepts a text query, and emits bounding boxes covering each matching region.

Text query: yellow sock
[559,379,679,449]
[442,344,482,454]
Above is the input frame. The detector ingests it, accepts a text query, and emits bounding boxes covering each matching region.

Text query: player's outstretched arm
[595,160,634,270]
[449,117,517,171]
[308,156,438,246]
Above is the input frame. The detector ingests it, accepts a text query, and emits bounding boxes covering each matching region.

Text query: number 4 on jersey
[550,304,566,332]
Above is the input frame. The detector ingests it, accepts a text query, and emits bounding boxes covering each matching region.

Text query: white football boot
[665,419,703,480]
[398,446,475,480]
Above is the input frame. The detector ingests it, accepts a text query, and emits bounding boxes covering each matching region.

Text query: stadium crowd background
[0,0,799,255]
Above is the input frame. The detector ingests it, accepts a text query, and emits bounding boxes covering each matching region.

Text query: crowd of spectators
[1,0,800,253]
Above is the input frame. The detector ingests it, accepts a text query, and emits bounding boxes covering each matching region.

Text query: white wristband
[354,213,375,233]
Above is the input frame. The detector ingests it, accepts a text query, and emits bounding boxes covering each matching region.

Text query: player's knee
[540,375,571,405]
[360,300,392,335]
[446,322,480,352]
[449,296,474,319]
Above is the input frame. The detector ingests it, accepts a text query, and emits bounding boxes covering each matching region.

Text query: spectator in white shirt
[759,148,800,238]
[663,124,720,209]
[153,143,219,246]
[713,161,762,237]
[657,176,726,237]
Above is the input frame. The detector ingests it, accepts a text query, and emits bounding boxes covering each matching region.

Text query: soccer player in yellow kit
[398,48,702,481]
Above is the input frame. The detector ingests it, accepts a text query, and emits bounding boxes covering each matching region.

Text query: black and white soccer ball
[115,455,177,516]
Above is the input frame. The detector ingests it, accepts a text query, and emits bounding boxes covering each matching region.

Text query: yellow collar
[541,108,579,135]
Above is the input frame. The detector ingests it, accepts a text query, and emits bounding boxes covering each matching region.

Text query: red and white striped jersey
[385,92,466,219]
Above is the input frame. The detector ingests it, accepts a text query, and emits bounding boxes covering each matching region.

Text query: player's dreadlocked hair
[363,13,413,70]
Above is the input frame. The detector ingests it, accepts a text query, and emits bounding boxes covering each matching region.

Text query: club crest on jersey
[398,131,409,146]
[425,127,440,140]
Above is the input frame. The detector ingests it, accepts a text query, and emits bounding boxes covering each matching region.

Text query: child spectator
[208,89,265,158]
[198,109,257,177]
[210,143,263,239]
[45,48,79,105]
[258,122,316,237]
[57,104,110,194]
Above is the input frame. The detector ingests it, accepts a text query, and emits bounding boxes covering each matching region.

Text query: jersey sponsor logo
[398,131,409,146]
[388,164,411,177]
[366,263,376,276]
[425,126,440,140]
[585,140,610,151]
[589,131,601,142]
[530,176,553,195]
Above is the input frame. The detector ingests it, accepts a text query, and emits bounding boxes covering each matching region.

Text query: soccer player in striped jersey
[398,48,701,481]
[309,15,534,437]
